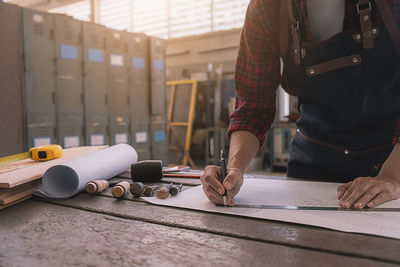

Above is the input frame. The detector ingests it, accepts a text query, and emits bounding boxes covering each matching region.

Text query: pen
[220,149,228,207]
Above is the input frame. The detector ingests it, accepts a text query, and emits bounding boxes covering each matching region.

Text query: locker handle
[106,125,110,138]
[127,95,130,106]
[52,92,56,104]
[105,94,108,105]
[82,61,86,76]
[81,93,84,104]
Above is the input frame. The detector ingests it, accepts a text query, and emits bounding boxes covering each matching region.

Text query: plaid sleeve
[227,0,281,149]
[393,119,400,145]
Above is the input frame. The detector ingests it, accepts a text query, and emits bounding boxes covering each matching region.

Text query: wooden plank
[0,159,37,175]
[0,146,106,188]
[0,179,41,205]
[39,194,400,264]
[0,195,31,210]
[0,200,395,267]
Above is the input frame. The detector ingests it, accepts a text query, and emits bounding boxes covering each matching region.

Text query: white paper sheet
[143,178,400,239]
[35,144,138,198]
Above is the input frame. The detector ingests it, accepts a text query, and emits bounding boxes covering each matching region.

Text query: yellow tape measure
[0,145,63,165]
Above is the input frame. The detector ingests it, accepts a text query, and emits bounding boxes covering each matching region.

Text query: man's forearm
[378,144,400,180]
[227,130,260,174]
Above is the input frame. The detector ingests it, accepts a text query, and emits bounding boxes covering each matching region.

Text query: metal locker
[105,29,130,145]
[82,22,108,146]
[150,115,168,164]
[0,3,24,156]
[54,14,84,148]
[131,117,151,160]
[126,32,151,157]
[149,36,166,115]
[127,32,149,116]
[22,8,56,149]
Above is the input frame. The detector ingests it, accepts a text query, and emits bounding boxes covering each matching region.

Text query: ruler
[0,152,31,165]
[217,204,400,212]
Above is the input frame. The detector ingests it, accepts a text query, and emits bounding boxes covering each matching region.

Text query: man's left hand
[337,176,400,209]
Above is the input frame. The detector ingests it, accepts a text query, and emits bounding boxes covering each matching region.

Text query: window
[99,0,132,31]
[49,1,91,22]
[48,0,250,38]
[132,0,168,38]
[169,0,211,38]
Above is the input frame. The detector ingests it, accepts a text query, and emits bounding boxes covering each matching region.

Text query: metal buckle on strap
[356,1,371,14]
[291,21,299,30]
[357,0,374,49]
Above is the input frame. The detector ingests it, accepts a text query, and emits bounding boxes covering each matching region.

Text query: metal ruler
[217,204,400,212]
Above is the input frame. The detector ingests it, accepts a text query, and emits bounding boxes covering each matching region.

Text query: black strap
[374,0,400,56]
[279,0,289,61]
[358,0,375,49]
[288,0,303,65]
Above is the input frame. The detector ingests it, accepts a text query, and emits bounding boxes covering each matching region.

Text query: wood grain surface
[0,179,41,205]
[0,200,395,267]
[0,195,31,210]
[39,193,400,265]
[2,171,399,266]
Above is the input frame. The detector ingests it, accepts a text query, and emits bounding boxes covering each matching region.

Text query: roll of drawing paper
[35,144,138,198]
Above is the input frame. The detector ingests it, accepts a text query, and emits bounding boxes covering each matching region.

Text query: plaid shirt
[228,0,400,148]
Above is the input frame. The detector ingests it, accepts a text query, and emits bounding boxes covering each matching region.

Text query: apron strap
[374,0,400,56]
[279,0,290,62]
[357,0,375,49]
[285,0,306,65]
[289,0,302,65]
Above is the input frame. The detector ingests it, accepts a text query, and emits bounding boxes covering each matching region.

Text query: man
[201,0,400,209]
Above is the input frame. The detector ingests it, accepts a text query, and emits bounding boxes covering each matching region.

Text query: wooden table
[1,173,400,267]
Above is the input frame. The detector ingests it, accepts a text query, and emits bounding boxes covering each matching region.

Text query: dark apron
[280,0,400,182]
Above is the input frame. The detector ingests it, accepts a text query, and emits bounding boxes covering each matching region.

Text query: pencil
[220,149,228,207]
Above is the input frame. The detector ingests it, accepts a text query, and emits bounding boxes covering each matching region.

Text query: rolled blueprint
[35,144,138,198]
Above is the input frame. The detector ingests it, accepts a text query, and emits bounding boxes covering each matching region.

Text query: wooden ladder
[166,80,198,168]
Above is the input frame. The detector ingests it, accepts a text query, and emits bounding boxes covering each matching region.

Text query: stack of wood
[0,146,106,210]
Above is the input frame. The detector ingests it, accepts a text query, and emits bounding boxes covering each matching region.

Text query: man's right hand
[200,165,244,206]
[201,130,259,206]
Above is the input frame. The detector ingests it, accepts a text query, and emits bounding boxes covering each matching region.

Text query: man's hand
[337,176,400,209]
[337,144,400,209]
[200,130,259,206]
[200,165,243,206]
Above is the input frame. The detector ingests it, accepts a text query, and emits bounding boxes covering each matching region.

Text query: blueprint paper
[35,144,138,198]
[143,178,400,239]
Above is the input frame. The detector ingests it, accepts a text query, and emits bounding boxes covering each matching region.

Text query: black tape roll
[131,160,163,182]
